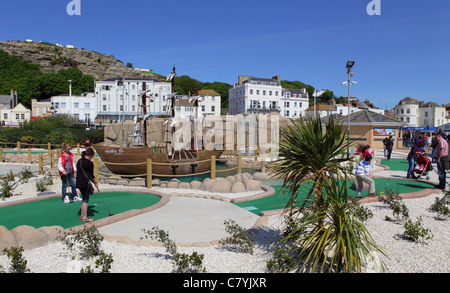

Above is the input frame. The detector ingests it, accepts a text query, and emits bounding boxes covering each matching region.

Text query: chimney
[272,75,281,83]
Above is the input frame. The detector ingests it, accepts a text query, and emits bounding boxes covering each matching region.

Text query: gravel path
[0,168,449,273]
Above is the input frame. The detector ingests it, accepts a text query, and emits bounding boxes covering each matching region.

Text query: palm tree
[268,115,386,272]
[273,178,387,273]
[271,115,350,214]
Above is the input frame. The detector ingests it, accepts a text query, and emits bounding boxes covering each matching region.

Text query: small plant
[58,224,104,260]
[266,248,296,273]
[429,194,450,219]
[354,203,374,222]
[1,176,16,200]
[403,216,433,243]
[35,172,54,192]
[141,226,206,273]
[80,251,114,273]
[35,178,48,192]
[2,246,30,273]
[18,167,32,183]
[219,219,255,255]
[379,187,409,221]
[4,170,14,182]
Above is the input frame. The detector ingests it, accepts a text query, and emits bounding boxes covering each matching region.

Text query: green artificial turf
[235,178,435,215]
[0,192,161,230]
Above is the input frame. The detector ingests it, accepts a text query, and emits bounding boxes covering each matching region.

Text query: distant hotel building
[394,97,450,129]
[95,77,172,124]
[228,75,309,118]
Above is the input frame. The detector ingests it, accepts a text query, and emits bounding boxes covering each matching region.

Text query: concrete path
[98,197,261,244]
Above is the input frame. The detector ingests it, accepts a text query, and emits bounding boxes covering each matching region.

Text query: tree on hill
[0,49,95,107]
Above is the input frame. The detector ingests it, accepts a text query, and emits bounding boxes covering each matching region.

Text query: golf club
[96,188,113,216]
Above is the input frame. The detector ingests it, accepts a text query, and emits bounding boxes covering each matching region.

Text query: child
[353,144,374,161]
[57,142,81,203]
[354,154,376,198]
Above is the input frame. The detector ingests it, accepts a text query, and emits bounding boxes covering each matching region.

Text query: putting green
[235,178,435,215]
[0,192,161,230]
[380,159,410,171]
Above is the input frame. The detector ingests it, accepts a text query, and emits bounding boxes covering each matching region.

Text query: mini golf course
[234,178,435,215]
[380,159,410,171]
[0,192,161,230]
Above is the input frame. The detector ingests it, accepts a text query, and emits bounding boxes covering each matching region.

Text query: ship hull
[94,143,223,177]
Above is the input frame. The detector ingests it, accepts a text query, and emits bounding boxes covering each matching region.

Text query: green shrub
[2,246,30,273]
[403,216,433,243]
[58,224,104,260]
[219,219,255,255]
[429,193,450,219]
[141,226,206,273]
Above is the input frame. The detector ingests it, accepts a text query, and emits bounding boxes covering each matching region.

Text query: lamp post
[342,61,357,158]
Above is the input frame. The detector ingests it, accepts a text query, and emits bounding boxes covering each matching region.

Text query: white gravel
[1,168,449,273]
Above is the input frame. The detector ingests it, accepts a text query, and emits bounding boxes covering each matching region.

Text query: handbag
[80,160,94,195]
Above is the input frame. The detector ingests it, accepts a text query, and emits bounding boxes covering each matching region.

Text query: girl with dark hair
[76,148,99,222]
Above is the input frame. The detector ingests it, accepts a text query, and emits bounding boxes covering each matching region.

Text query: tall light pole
[313,89,317,119]
[342,61,357,158]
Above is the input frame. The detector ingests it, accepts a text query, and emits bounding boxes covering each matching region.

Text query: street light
[343,61,357,158]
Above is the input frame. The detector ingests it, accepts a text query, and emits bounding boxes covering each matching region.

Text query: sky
[0,0,449,110]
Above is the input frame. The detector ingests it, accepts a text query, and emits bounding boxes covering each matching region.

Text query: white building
[280,88,309,118]
[229,75,309,118]
[172,96,202,119]
[1,103,31,127]
[394,98,449,129]
[95,77,172,123]
[50,93,97,125]
[394,97,421,126]
[418,102,447,129]
[197,89,221,116]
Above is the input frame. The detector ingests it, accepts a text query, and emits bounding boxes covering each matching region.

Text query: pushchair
[413,154,432,180]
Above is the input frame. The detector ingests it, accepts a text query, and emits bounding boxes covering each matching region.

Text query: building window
[250,89,253,95]
[211,106,215,112]
[103,105,106,111]
[85,103,90,109]
[16,114,19,119]
[407,108,410,114]
[74,103,79,108]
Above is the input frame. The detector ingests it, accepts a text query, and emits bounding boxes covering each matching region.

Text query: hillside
[0,40,155,80]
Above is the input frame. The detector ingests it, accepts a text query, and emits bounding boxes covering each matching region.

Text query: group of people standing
[57,143,99,222]
[406,131,449,190]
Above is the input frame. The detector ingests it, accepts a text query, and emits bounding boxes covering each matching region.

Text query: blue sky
[0,0,449,109]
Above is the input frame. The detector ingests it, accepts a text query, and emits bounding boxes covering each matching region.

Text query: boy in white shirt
[355,154,376,198]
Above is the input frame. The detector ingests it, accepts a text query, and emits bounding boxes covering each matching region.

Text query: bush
[379,187,409,221]
[403,217,433,243]
[58,224,104,260]
[429,193,450,219]
[141,226,206,273]
[2,246,30,273]
[219,219,255,255]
